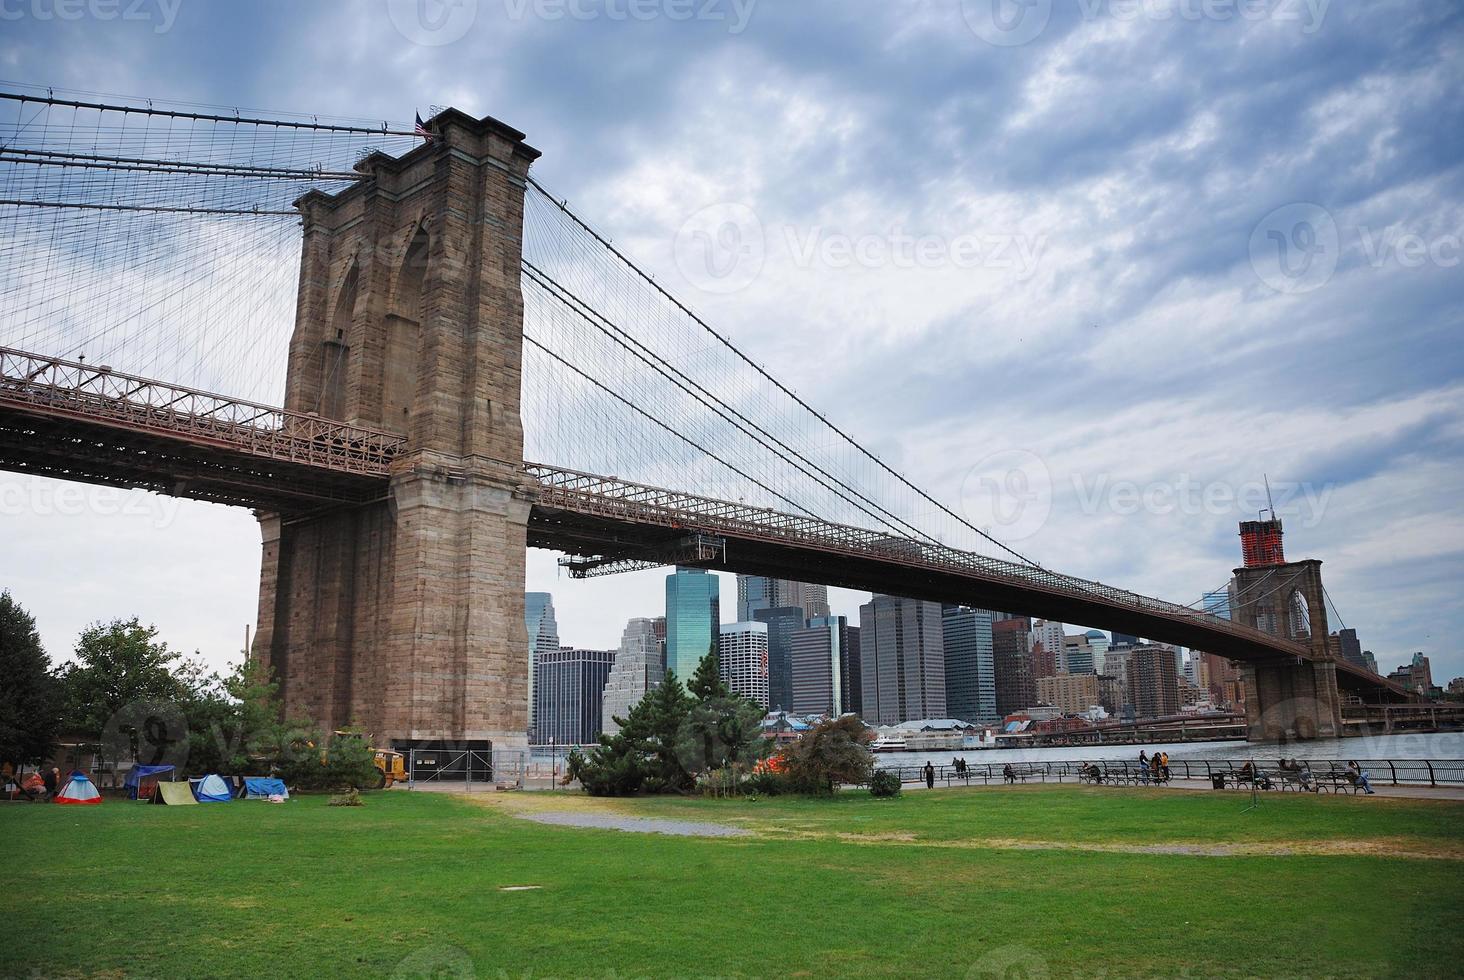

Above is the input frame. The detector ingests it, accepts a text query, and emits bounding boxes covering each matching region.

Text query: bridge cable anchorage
[524,177,1051,572]
[521,260,949,549]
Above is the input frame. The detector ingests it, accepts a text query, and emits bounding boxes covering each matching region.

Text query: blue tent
[241,777,288,800]
[189,774,232,803]
[123,765,175,800]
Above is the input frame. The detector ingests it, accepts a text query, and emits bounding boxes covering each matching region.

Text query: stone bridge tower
[251,110,540,752]
[1229,518,1344,740]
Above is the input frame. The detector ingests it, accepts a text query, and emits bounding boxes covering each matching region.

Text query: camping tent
[189,774,232,803]
[124,764,175,800]
[150,782,197,805]
[240,777,289,800]
[54,771,102,805]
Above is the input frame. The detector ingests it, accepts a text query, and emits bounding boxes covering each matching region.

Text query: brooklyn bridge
[0,90,1412,751]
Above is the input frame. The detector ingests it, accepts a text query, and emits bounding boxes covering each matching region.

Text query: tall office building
[665,567,720,680]
[1030,620,1065,677]
[941,605,998,724]
[840,624,862,715]
[1329,628,1365,669]
[737,575,830,622]
[753,605,804,711]
[1062,630,1105,675]
[790,615,857,716]
[525,592,559,737]
[1112,632,1141,647]
[858,595,947,724]
[601,618,666,736]
[1100,644,1133,718]
[1126,645,1180,719]
[1203,589,1232,620]
[719,621,770,708]
[534,647,616,745]
[1200,652,1242,707]
[1089,630,1111,673]
[993,617,1036,718]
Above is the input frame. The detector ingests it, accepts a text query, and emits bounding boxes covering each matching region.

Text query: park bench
[1272,768,1319,792]
[1312,765,1362,794]
[1218,767,1273,791]
[1002,766,1045,784]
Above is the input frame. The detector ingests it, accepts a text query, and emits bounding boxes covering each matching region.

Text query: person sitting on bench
[1346,761,1376,795]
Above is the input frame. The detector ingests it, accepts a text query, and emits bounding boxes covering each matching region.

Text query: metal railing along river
[877,758,1464,789]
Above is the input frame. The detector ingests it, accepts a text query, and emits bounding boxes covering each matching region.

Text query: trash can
[1211,773,1226,790]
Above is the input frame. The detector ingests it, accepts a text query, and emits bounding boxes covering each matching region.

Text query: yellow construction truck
[331,731,408,788]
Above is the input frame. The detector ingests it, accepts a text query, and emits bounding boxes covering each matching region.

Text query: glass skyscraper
[753,605,805,711]
[665,567,720,680]
[525,592,559,737]
[736,574,830,622]
[941,605,998,724]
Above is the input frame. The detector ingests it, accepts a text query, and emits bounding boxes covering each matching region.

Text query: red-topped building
[1238,517,1285,567]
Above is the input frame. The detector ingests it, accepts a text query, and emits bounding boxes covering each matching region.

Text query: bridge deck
[0,347,403,510]
[0,344,1409,693]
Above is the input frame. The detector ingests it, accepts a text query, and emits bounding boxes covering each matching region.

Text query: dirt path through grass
[464,790,1464,860]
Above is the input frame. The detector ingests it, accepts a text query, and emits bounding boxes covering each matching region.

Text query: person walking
[1346,761,1376,795]
[923,761,935,790]
[1139,749,1149,768]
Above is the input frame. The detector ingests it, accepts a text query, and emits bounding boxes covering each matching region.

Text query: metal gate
[406,749,525,791]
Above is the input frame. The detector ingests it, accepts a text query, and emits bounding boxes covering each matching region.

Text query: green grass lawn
[4,785,1461,978]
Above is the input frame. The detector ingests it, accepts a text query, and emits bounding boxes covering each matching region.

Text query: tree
[635,669,695,792]
[687,649,731,702]
[568,670,695,796]
[0,591,61,766]
[780,715,874,795]
[58,618,190,740]
[679,651,771,778]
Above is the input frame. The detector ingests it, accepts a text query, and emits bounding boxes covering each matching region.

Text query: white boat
[870,735,907,753]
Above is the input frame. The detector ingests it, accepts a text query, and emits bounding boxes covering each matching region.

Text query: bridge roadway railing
[875,758,1464,789]
[0,346,405,476]
[524,463,1312,659]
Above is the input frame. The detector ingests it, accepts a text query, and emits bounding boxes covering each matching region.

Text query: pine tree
[687,650,730,702]
[640,670,694,791]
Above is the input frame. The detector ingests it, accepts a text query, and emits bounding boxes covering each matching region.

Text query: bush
[742,768,794,796]
[328,787,363,807]
[781,716,875,795]
[323,732,380,790]
[567,741,647,796]
[869,769,901,798]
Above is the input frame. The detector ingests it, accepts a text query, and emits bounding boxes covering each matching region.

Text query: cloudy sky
[1,0,1461,685]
